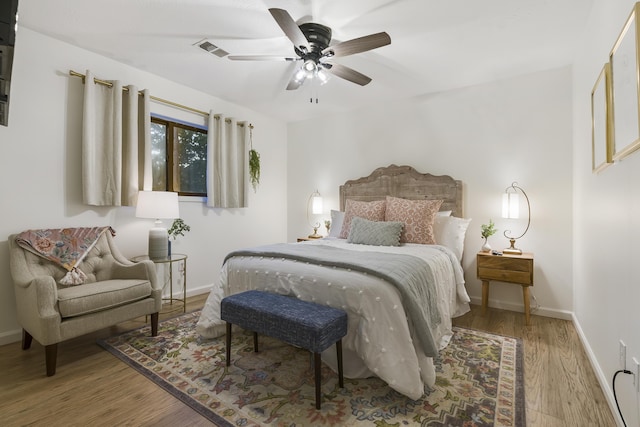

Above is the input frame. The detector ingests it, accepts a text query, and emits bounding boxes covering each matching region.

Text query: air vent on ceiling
[194,39,229,58]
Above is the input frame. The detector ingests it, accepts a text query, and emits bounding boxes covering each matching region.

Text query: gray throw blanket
[224,243,442,357]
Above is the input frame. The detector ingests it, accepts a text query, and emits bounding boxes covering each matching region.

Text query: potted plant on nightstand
[481,219,497,252]
[167,218,191,256]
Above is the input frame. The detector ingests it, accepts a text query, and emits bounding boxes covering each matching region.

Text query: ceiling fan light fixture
[303,60,317,72]
[294,68,307,83]
[316,69,330,85]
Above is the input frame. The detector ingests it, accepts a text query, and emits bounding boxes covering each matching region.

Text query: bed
[196,164,471,400]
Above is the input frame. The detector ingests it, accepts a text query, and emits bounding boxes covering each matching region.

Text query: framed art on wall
[591,63,613,173]
[609,2,640,161]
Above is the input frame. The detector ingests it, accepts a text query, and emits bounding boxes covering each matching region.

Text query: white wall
[574,1,640,425]
[287,66,574,318]
[0,28,288,344]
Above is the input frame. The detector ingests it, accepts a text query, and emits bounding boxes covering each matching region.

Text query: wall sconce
[307,190,323,239]
[501,182,531,255]
[136,191,180,260]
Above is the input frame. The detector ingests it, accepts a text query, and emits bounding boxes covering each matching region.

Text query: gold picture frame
[610,2,640,161]
[591,63,613,173]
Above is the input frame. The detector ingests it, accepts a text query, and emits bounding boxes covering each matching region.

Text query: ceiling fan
[228,8,391,90]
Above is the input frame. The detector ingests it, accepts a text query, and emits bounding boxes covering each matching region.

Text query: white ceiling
[18,0,594,123]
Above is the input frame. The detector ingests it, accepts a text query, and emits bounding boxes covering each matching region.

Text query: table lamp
[501,182,531,255]
[136,191,179,260]
[307,190,323,238]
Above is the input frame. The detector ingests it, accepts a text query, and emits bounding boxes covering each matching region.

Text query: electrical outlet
[633,357,640,393]
[620,340,627,370]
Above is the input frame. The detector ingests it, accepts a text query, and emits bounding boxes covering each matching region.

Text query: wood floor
[453,306,616,426]
[0,295,616,426]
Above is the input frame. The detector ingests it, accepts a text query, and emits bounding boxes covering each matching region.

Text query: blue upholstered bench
[220,290,348,409]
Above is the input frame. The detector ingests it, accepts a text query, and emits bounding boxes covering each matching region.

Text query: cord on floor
[613,369,634,427]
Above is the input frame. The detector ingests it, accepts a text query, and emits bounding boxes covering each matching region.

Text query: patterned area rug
[98,311,525,426]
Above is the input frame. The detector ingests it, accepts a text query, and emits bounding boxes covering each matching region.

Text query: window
[151,116,208,196]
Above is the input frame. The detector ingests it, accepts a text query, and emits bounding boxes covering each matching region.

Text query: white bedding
[196,238,471,400]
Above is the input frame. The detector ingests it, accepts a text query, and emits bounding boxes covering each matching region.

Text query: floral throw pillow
[384,196,443,244]
[339,199,386,239]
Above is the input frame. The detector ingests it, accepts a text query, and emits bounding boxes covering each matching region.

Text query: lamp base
[503,238,523,255]
[503,248,523,255]
[308,226,322,239]
[148,226,168,260]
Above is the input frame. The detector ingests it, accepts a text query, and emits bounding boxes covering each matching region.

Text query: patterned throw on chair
[15,226,115,285]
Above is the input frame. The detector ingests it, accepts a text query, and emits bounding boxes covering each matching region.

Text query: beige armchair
[8,231,162,376]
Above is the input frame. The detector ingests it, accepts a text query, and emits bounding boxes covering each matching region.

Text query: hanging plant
[248,124,260,192]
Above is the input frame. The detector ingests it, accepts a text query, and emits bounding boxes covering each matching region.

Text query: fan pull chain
[309,78,319,103]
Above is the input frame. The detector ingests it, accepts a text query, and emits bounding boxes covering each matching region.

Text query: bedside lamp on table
[501,182,531,255]
[136,191,179,260]
[307,190,323,239]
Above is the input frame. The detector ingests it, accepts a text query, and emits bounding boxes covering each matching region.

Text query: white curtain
[206,113,247,208]
[82,70,151,206]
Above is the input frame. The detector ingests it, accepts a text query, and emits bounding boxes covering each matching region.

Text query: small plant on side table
[481,219,497,252]
[167,219,191,256]
[168,218,191,240]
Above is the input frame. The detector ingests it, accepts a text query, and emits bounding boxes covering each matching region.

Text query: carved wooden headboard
[339,164,464,217]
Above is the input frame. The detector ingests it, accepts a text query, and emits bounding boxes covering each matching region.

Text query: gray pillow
[347,217,403,246]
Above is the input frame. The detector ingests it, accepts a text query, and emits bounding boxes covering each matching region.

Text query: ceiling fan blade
[322,32,391,57]
[269,8,310,52]
[228,55,298,61]
[323,63,372,86]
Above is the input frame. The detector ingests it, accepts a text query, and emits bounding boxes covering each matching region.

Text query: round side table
[131,253,187,313]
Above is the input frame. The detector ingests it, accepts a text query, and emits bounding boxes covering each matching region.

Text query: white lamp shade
[136,191,179,219]
[502,192,519,219]
[311,194,323,215]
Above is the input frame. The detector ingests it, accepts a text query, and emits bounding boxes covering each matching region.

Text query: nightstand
[477,251,534,325]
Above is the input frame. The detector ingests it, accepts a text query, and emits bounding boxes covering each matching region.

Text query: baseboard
[185,284,213,298]
[0,329,22,346]
[468,296,573,321]
[572,314,623,426]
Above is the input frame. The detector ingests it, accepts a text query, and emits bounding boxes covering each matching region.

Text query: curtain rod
[68,69,253,129]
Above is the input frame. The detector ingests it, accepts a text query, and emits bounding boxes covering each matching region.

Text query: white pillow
[328,210,345,238]
[434,216,471,262]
